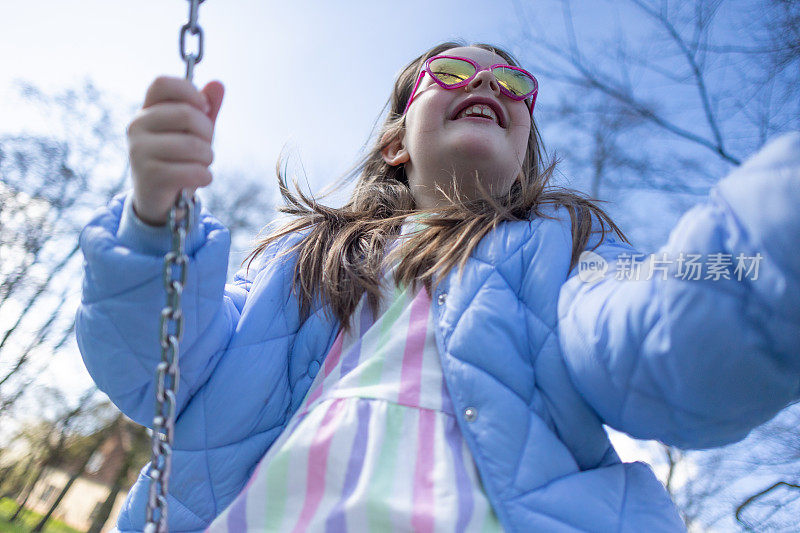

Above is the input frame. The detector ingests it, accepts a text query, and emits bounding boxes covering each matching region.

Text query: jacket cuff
[713,131,800,323]
[117,193,206,256]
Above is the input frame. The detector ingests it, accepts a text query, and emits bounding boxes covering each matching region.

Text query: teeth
[456,104,499,124]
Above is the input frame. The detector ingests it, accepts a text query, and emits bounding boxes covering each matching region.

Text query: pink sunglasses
[403,55,539,116]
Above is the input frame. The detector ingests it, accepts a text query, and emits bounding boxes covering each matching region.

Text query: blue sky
[1,0,721,249]
[5,3,787,483]
[2,0,660,458]
[1,0,567,195]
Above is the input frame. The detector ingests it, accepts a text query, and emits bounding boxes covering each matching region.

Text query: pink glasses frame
[402,55,539,116]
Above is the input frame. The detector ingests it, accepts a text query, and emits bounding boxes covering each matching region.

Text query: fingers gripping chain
[145,1,203,530]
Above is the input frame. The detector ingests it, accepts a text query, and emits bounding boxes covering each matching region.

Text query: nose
[465,69,500,95]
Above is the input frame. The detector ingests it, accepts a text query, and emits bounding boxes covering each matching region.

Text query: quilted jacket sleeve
[76,193,262,427]
[557,132,800,449]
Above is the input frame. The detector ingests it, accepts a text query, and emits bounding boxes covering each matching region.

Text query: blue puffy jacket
[77,133,800,532]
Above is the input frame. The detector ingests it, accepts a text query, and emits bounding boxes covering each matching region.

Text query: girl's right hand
[128,76,225,226]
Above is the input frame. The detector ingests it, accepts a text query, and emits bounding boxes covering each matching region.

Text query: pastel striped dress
[206,220,504,532]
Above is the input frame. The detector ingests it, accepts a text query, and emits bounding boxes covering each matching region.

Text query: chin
[448,132,510,161]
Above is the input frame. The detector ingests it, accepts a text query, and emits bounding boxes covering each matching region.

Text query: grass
[0,498,81,533]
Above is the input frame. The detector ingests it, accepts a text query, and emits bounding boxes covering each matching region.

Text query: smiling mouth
[453,104,501,126]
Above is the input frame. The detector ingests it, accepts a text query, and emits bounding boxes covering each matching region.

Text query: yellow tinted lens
[428,57,475,85]
[493,66,535,96]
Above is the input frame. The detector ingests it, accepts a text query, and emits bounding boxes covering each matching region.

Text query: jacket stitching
[138,468,210,525]
[192,422,286,453]
[510,330,556,489]
[444,254,553,351]
[225,331,296,352]
[99,309,197,403]
[616,464,630,533]
[202,388,218,515]
[254,364,292,440]
[505,496,594,530]
[453,356,531,416]
[86,269,162,304]
[612,278,789,432]
[470,237,558,331]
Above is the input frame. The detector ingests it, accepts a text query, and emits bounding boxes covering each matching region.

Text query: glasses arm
[402,70,428,115]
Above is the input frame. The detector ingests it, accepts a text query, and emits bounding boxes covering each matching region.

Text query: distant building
[7,417,148,532]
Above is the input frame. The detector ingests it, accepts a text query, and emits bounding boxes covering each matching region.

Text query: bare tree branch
[629,0,729,157]
[736,481,800,531]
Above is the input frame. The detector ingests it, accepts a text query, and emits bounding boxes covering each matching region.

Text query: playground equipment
[144,1,205,530]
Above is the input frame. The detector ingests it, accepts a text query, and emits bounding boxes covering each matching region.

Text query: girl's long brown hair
[244,41,628,334]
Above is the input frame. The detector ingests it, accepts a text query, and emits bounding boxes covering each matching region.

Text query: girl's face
[384,46,533,209]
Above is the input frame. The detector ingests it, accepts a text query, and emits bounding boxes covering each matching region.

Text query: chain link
[179,0,205,82]
[145,1,204,530]
[144,190,193,533]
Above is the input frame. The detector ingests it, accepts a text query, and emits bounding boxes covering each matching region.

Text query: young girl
[77,41,800,532]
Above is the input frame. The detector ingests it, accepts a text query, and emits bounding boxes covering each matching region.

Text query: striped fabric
[206,222,503,532]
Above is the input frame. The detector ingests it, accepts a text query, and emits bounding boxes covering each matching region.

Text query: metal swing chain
[144,1,205,531]
[179,0,206,81]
